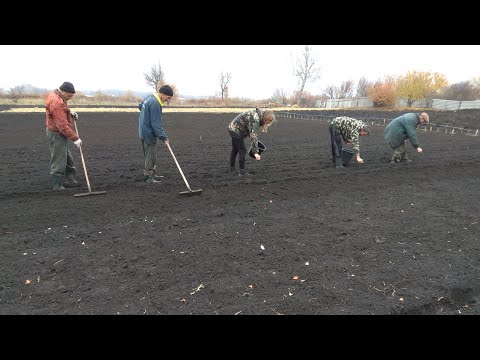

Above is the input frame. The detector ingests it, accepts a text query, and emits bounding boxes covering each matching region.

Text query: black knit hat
[159,85,173,97]
[59,81,76,94]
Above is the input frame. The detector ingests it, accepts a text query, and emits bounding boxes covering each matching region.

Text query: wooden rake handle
[166,142,192,192]
[73,119,92,193]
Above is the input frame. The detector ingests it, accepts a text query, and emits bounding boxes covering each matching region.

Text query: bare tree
[471,76,480,98]
[293,45,321,104]
[338,80,355,99]
[271,88,288,105]
[355,76,371,97]
[8,85,26,103]
[219,72,232,100]
[322,85,338,99]
[472,76,480,88]
[438,81,476,101]
[144,62,165,90]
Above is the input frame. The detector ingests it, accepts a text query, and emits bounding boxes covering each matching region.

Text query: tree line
[3,46,480,108]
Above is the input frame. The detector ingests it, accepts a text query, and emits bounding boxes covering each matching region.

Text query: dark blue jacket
[384,113,421,149]
[138,93,168,144]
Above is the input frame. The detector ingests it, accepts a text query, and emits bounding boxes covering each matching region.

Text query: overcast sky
[1,45,479,99]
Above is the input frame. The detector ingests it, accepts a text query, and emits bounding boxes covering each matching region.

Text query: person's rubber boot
[238,169,251,176]
[401,155,413,163]
[52,175,65,191]
[144,175,161,184]
[229,166,238,176]
[390,156,401,164]
[335,157,344,169]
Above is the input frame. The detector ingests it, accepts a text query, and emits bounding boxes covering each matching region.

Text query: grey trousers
[141,140,158,176]
[46,129,75,177]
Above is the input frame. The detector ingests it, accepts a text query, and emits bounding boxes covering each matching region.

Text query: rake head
[74,190,107,197]
[179,189,203,197]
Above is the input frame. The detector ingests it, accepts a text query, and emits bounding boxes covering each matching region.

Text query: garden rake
[166,142,202,197]
[73,118,107,197]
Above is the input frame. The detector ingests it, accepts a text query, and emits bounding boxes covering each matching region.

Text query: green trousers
[392,141,408,162]
[46,129,75,177]
[141,140,158,177]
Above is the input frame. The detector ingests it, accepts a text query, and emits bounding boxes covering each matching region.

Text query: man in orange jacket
[45,81,82,190]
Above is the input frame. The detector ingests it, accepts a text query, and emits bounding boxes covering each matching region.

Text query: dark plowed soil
[1,109,479,315]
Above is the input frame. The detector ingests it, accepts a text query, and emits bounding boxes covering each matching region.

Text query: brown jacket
[45,89,79,141]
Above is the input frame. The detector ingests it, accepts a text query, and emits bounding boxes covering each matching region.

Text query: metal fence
[431,99,480,110]
[274,111,479,137]
[321,97,480,110]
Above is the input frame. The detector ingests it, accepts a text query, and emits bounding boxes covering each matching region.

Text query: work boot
[144,175,161,184]
[229,166,238,175]
[52,175,65,191]
[391,157,401,164]
[238,169,251,176]
[152,174,164,181]
[335,157,344,169]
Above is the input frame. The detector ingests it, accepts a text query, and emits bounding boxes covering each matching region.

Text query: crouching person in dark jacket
[384,112,429,164]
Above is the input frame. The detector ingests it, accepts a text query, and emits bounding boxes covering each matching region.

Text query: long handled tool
[73,119,107,197]
[166,142,202,197]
